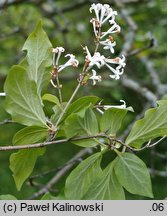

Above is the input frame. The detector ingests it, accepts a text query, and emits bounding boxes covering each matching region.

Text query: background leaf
[65,152,102,199]
[126,100,167,148]
[4,65,47,127]
[83,159,125,200]
[22,21,52,95]
[114,152,153,198]
[100,108,127,136]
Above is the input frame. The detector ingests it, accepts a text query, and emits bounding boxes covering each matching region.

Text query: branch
[29,157,83,183]
[28,135,166,199]
[0,134,104,151]
[62,0,91,13]
[127,37,156,57]
[139,56,167,96]
[149,168,167,177]
[0,131,165,152]
[28,148,92,199]
[0,0,45,10]
[119,136,167,152]
[120,102,151,140]
[0,119,14,125]
[121,75,157,104]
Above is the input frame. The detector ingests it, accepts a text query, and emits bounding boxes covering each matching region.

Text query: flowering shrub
[1,3,167,200]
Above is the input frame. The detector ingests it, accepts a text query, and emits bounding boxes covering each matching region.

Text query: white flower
[96,100,127,114]
[100,38,116,53]
[0,92,6,96]
[52,47,65,66]
[52,47,65,53]
[101,21,121,39]
[90,3,118,26]
[58,54,79,72]
[104,100,126,110]
[85,46,105,70]
[90,18,99,37]
[89,69,102,85]
[104,55,126,80]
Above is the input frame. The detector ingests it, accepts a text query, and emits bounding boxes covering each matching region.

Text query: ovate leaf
[4,65,47,127]
[41,193,65,200]
[65,152,102,199]
[100,108,127,136]
[10,126,47,190]
[42,93,62,110]
[83,160,125,200]
[61,96,99,122]
[126,100,167,148]
[114,152,153,198]
[13,126,48,145]
[0,194,17,200]
[22,21,52,94]
[64,108,99,147]
[10,148,45,191]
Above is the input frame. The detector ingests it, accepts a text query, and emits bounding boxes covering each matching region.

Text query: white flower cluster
[52,47,79,72]
[51,47,79,87]
[86,3,126,85]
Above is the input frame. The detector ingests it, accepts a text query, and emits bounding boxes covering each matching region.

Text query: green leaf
[64,108,99,147]
[41,193,65,200]
[65,152,102,199]
[10,126,47,190]
[0,194,17,200]
[114,152,153,198]
[51,105,62,124]
[61,96,99,122]
[42,93,62,110]
[13,126,48,145]
[4,65,47,127]
[100,108,127,136]
[126,100,167,148]
[10,148,45,191]
[83,160,125,200]
[22,21,52,94]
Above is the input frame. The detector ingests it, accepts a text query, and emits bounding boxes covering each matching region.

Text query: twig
[28,148,92,199]
[148,136,166,148]
[149,168,167,177]
[0,0,43,10]
[0,92,6,96]
[29,157,82,183]
[0,27,20,40]
[0,119,13,125]
[127,37,156,57]
[151,151,167,160]
[119,136,166,152]
[121,75,157,104]
[120,102,151,140]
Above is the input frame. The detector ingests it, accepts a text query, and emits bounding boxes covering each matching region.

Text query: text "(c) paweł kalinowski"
[20,202,104,212]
